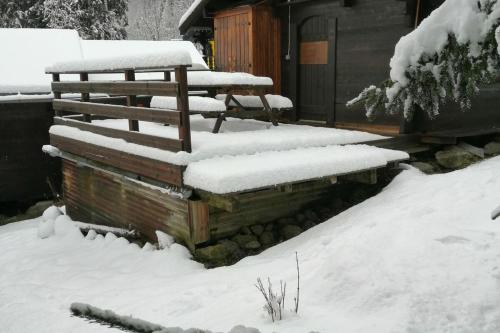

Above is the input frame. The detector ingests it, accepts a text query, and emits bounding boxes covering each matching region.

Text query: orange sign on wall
[300,41,329,65]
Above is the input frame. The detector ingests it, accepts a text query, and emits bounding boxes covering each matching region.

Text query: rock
[240,226,252,235]
[232,234,259,249]
[494,134,500,142]
[484,141,500,156]
[330,197,344,211]
[301,220,316,231]
[411,161,435,174]
[264,223,274,232]
[280,224,303,240]
[317,206,331,219]
[2,200,55,226]
[250,224,264,236]
[259,231,276,246]
[244,240,261,250]
[305,209,320,223]
[295,214,307,223]
[277,217,295,225]
[348,188,369,204]
[195,240,243,266]
[435,146,480,169]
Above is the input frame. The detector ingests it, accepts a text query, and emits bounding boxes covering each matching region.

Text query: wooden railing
[49,65,192,153]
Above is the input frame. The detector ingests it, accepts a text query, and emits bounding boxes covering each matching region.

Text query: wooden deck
[46,63,409,249]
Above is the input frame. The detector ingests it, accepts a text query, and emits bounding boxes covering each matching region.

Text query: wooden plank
[53,100,181,125]
[50,134,184,187]
[125,70,139,131]
[188,200,210,246]
[339,169,377,185]
[54,117,183,152]
[80,73,91,123]
[175,66,192,153]
[52,81,179,96]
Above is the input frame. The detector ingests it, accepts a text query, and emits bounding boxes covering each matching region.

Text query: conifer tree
[348,0,500,121]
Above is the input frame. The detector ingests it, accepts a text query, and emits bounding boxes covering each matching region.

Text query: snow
[81,39,208,71]
[46,49,192,74]
[2,157,500,332]
[0,29,82,94]
[184,145,407,194]
[151,96,227,112]
[179,0,204,29]
[50,116,386,167]
[156,231,175,250]
[186,71,273,87]
[49,116,402,193]
[387,0,500,102]
[215,95,293,109]
[0,93,108,102]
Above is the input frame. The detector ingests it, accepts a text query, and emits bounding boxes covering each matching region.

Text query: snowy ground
[2,157,500,332]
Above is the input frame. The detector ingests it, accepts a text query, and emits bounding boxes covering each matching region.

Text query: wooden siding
[0,101,60,202]
[214,4,281,93]
[62,160,192,245]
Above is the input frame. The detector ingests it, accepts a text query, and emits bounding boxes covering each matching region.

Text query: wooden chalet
[179,0,500,140]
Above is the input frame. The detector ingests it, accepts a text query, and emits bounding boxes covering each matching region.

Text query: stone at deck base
[411,162,436,174]
[280,225,303,240]
[484,142,500,156]
[435,146,479,169]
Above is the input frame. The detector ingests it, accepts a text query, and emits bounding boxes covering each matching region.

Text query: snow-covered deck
[49,115,408,194]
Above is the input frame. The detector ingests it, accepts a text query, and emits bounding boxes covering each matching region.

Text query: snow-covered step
[183,145,408,194]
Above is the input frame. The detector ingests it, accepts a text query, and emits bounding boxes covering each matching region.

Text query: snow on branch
[70,302,260,333]
[348,0,500,120]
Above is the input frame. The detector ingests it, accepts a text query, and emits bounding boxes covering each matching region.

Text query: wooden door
[297,16,336,122]
[214,7,252,73]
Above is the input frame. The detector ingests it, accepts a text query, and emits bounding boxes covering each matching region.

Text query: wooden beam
[50,134,184,187]
[175,66,192,153]
[125,70,139,131]
[52,73,62,116]
[52,81,179,96]
[339,170,377,185]
[80,73,91,123]
[53,100,181,125]
[54,117,183,152]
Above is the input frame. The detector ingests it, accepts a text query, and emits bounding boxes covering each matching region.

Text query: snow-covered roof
[178,0,209,33]
[0,29,82,94]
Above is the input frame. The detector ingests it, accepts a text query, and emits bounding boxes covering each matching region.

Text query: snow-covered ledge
[45,50,193,74]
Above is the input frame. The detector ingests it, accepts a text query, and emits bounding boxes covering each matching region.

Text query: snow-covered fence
[46,51,193,158]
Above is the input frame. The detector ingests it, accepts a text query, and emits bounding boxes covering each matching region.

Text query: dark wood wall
[0,100,60,203]
[278,0,410,133]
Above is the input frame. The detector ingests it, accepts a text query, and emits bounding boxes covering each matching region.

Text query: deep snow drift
[1,157,500,332]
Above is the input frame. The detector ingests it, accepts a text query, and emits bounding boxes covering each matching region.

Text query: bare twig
[294,252,300,314]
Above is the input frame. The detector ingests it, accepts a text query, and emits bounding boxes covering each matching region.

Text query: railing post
[80,72,91,123]
[52,73,61,117]
[175,66,191,153]
[125,69,139,131]
[164,71,171,82]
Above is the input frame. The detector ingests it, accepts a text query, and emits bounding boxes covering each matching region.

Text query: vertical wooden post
[125,69,139,131]
[80,72,91,123]
[175,66,191,153]
[52,73,61,117]
[164,71,171,82]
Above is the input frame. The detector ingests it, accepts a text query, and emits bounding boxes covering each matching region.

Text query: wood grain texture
[53,117,183,152]
[52,81,179,96]
[53,100,181,125]
[50,134,184,187]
